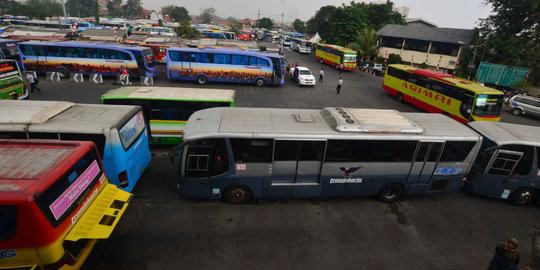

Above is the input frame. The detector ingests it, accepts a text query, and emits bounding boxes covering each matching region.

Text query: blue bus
[0,100,151,192]
[18,41,158,78]
[167,47,285,87]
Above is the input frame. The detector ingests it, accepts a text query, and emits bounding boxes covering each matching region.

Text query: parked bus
[101,86,235,145]
[0,60,28,100]
[167,47,285,87]
[464,121,540,205]
[315,44,357,71]
[201,31,227,39]
[140,43,170,63]
[0,139,132,270]
[132,26,176,36]
[0,39,21,64]
[18,41,158,78]
[237,30,252,41]
[291,37,312,54]
[0,100,151,192]
[383,64,504,123]
[175,107,481,204]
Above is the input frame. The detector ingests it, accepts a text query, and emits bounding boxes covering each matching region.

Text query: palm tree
[347,28,377,63]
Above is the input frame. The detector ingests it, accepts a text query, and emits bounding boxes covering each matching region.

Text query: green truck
[475,62,530,88]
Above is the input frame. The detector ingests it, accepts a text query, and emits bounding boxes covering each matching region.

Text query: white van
[508,94,540,117]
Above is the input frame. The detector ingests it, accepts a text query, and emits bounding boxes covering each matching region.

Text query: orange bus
[315,43,357,71]
[0,139,132,269]
[383,64,504,123]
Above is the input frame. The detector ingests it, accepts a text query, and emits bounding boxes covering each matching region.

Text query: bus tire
[509,188,536,205]
[56,67,68,78]
[224,186,252,204]
[377,184,403,202]
[512,108,523,116]
[396,92,404,103]
[196,75,208,85]
[255,78,266,87]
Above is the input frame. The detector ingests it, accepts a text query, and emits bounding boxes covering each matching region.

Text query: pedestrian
[319,68,324,83]
[26,72,41,93]
[120,66,130,85]
[487,237,520,270]
[286,64,291,77]
[336,77,343,94]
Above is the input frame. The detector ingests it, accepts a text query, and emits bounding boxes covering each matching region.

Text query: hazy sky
[142,0,492,29]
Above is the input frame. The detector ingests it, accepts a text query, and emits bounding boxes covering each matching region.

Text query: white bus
[175,107,482,204]
[291,37,312,54]
[0,100,151,192]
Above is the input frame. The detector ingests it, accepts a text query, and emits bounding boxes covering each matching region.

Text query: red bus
[140,43,170,63]
[0,139,132,269]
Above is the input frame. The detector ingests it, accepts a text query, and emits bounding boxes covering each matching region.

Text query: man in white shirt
[319,68,324,82]
[336,77,343,94]
[26,72,41,93]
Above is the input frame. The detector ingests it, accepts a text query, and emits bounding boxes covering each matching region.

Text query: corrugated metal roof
[0,145,71,180]
[377,24,473,45]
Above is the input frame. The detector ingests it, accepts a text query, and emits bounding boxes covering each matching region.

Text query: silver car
[508,94,540,117]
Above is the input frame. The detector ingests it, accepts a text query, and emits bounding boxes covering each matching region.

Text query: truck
[475,62,530,89]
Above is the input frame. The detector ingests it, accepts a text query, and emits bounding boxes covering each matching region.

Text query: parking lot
[29,49,540,269]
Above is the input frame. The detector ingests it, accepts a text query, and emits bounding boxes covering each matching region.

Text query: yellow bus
[383,64,504,123]
[315,44,357,71]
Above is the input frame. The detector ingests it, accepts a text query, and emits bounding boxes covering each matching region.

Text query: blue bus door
[181,52,194,72]
[477,149,523,198]
[267,140,325,198]
[35,46,47,68]
[407,141,444,194]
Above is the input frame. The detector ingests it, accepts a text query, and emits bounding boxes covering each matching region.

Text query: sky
[141,0,493,29]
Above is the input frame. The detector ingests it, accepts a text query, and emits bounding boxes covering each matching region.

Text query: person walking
[319,68,324,83]
[119,66,130,85]
[26,72,41,93]
[487,238,520,270]
[336,77,343,94]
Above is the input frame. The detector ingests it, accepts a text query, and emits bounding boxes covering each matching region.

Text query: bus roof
[0,139,91,201]
[168,46,281,58]
[19,41,150,51]
[183,107,480,142]
[468,121,540,147]
[317,43,356,54]
[0,100,140,134]
[101,86,236,102]
[390,64,502,95]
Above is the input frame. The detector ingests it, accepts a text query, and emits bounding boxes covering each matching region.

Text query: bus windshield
[0,46,19,59]
[142,48,157,67]
[118,110,146,150]
[343,54,357,63]
[473,94,504,116]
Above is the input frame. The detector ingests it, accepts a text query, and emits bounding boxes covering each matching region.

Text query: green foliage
[94,0,100,24]
[3,0,63,19]
[123,0,143,18]
[227,17,242,33]
[387,53,402,64]
[106,0,123,18]
[199,7,216,24]
[174,20,200,39]
[292,19,306,33]
[347,28,377,61]
[306,1,404,45]
[66,0,95,17]
[158,19,162,26]
[162,5,190,22]
[257,17,273,29]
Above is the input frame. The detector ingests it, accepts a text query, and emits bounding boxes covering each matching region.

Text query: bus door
[181,52,193,72]
[268,140,325,198]
[35,46,47,67]
[269,57,283,85]
[407,141,444,193]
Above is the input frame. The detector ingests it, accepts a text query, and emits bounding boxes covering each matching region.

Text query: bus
[201,31,227,39]
[167,47,285,87]
[0,60,28,100]
[315,44,357,71]
[291,37,312,54]
[17,41,158,78]
[383,64,505,123]
[0,139,132,270]
[175,107,481,204]
[0,39,21,64]
[140,43,170,63]
[132,26,176,36]
[101,86,235,145]
[0,100,151,192]
[237,30,252,41]
[464,121,540,205]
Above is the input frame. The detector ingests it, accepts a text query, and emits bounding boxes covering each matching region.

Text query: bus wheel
[377,184,403,202]
[224,186,252,204]
[56,67,68,78]
[196,75,208,85]
[509,188,536,205]
[396,93,404,103]
[255,78,266,87]
[512,108,523,116]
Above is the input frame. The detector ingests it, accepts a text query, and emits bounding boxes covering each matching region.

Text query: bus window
[232,54,249,65]
[230,139,273,163]
[440,141,476,162]
[326,140,417,162]
[20,44,35,56]
[500,145,534,175]
[118,110,146,150]
[214,54,231,64]
[186,139,213,178]
[0,205,17,240]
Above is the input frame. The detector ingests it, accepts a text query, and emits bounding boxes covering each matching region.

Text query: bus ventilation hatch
[321,108,424,134]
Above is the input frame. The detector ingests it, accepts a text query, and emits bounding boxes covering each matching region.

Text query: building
[377,19,472,73]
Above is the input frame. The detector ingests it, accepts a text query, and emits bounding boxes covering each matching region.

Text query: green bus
[0,59,27,100]
[101,86,236,144]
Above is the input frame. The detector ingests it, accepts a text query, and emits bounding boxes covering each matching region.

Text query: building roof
[377,24,473,45]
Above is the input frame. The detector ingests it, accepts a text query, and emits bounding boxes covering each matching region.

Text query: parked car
[292,66,316,86]
[508,94,540,117]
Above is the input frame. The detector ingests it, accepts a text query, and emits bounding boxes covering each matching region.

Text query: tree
[292,19,306,33]
[162,5,190,22]
[106,0,123,17]
[227,17,242,33]
[257,17,273,29]
[387,53,402,65]
[199,7,216,24]
[94,0,100,24]
[306,5,337,35]
[174,20,200,39]
[19,0,63,19]
[123,0,143,18]
[66,0,95,17]
[347,28,377,62]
